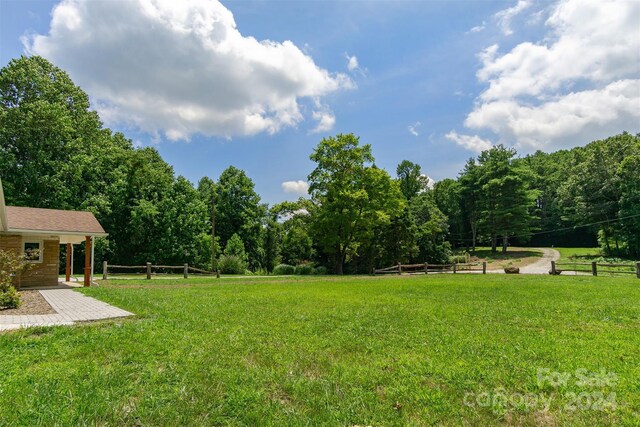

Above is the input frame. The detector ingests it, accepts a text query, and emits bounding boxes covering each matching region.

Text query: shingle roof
[5,206,106,235]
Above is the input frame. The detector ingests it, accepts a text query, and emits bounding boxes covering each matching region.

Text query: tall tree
[396,160,429,200]
[308,134,404,274]
[458,159,482,252]
[475,145,537,252]
[215,166,266,269]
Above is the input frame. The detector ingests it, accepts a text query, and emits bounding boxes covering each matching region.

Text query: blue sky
[1,0,638,205]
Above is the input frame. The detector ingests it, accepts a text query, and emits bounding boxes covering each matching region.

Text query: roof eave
[5,228,108,237]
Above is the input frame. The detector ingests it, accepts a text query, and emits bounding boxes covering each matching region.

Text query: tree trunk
[471,221,477,253]
[502,235,508,253]
[334,244,343,275]
[603,228,611,254]
[491,235,497,253]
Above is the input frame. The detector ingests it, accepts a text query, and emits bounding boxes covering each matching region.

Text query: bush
[273,264,295,275]
[218,255,247,275]
[314,266,328,275]
[0,249,33,309]
[0,286,21,309]
[295,263,314,275]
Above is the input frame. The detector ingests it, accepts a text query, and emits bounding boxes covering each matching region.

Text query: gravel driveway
[519,248,560,275]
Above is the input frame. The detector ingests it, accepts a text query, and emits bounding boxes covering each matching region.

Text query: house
[0,179,107,287]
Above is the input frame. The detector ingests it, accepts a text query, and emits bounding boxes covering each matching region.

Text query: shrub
[295,263,314,275]
[314,266,328,275]
[450,253,470,264]
[273,264,295,275]
[0,249,33,309]
[218,255,247,275]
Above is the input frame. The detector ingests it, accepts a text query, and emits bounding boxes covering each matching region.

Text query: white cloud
[454,0,640,152]
[494,0,531,36]
[310,108,336,134]
[466,79,640,149]
[467,21,486,34]
[281,180,309,196]
[345,52,367,77]
[408,121,421,136]
[445,131,493,153]
[346,54,359,72]
[25,0,353,140]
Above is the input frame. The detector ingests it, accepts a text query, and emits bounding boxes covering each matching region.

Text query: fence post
[397,264,402,275]
[591,261,597,277]
[636,262,640,279]
[184,263,189,279]
[146,262,152,280]
[102,261,108,280]
[424,262,428,274]
[551,261,557,275]
[453,263,457,274]
[482,261,487,274]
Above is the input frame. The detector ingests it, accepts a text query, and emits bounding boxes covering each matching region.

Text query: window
[23,241,43,263]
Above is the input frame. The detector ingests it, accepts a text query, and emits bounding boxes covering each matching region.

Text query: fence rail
[103,261,218,279]
[551,261,640,278]
[374,261,487,275]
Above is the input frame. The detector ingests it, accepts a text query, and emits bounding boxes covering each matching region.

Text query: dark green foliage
[396,160,428,200]
[273,264,295,275]
[313,266,328,275]
[215,166,266,269]
[294,263,314,275]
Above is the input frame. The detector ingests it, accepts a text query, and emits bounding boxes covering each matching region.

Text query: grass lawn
[470,246,544,269]
[1,275,639,426]
[555,247,603,263]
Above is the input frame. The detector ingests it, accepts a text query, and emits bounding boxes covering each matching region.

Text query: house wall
[0,234,60,287]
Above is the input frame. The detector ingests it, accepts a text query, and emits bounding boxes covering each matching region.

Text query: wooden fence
[374,262,487,275]
[102,262,218,279]
[551,261,640,278]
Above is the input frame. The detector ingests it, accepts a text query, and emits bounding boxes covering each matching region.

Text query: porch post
[84,236,91,287]
[65,243,71,282]
[90,236,95,284]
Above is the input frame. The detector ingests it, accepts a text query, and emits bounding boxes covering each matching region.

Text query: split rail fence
[102,262,217,279]
[374,262,487,275]
[551,261,640,278]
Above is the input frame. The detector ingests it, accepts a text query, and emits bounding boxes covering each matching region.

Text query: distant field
[2,275,639,426]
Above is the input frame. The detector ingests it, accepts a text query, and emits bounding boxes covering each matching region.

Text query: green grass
[555,247,603,263]
[554,248,638,277]
[2,275,639,426]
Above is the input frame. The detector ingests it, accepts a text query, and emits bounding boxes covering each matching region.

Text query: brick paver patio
[0,287,133,331]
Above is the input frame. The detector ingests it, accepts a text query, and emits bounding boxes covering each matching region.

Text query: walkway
[0,287,133,331]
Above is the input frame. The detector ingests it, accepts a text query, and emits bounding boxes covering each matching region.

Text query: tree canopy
[1,56,638,276]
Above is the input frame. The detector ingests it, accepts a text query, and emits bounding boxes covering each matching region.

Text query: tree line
[1,56,638,275]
